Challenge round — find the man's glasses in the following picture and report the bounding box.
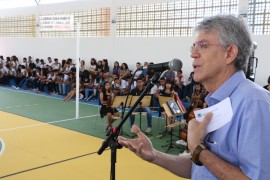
[190,40,222,53]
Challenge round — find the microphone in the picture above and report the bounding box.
[140,58,182,72]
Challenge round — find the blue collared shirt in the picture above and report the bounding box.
[191,71,270,180]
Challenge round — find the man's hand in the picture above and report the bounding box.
[118,125,156,162]
[188,112,213,152]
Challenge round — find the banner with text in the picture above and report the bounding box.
[39,15,74,31]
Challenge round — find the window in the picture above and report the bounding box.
[0,14,36,37]
[248,0,270,35]
[116,0,238,37]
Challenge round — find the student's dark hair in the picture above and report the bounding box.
[62,60,66,67]
[70,67,76,73]
[165,80,174,91]
[83,69,90,77]
[114,61,119,67]
[101,81,111,101]
[82,70,90,82]
[121,63,129,70]
[91,58,97,65]
[103,59,109,68]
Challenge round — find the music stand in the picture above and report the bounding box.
[161,102,185,153]
[111,96,132,108]
[157,96,174,138]
[129,95,152,134]
[111,96,132,136]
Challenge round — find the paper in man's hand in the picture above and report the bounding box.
[194,97,233,133]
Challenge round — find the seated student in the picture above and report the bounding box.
[141,61,149,78]
[183,71,196,102]
[83,70,97,101]
[95,60,103,76]
[63,82,84,102]
[102,59,110,73]
[112,61,120,76]
[129,78,152,133]
[62,71,73,95]
[145,62,155,81]
[44,69,57,94]
[99,81,120,133]
[134,62,143,80]
[159,80,179,127]
[12,65,26,89]
[52,58,61,71]
[190,83,203,107]
[119,63,130,80]
[157,77,166,94]
[113,77,128,96]
[163,69,176,83]
[89,58,97,75]
[149,82,159,109]
[0,63,7,85]
[174,70,186,99]
[126,76,136,91]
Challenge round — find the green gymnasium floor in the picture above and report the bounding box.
[0,87,188,179]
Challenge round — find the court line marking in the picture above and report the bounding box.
[0,104,39,110]
[0,114,98,132]
[0,150,105,179]
[0,86,99,107]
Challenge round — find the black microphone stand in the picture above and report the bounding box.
[118,102,130,137]
[97,73,160,180]
[138,102,143,131]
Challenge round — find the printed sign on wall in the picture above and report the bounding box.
[39,15,74,31]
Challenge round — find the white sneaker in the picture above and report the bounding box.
[87,95,93,101]
[146,127,151,133]
[176,139,187,146]
[79,93,84,100]
[179,150,190,156]
[0,138,5,157]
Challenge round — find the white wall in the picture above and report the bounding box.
[0,0,269,86]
